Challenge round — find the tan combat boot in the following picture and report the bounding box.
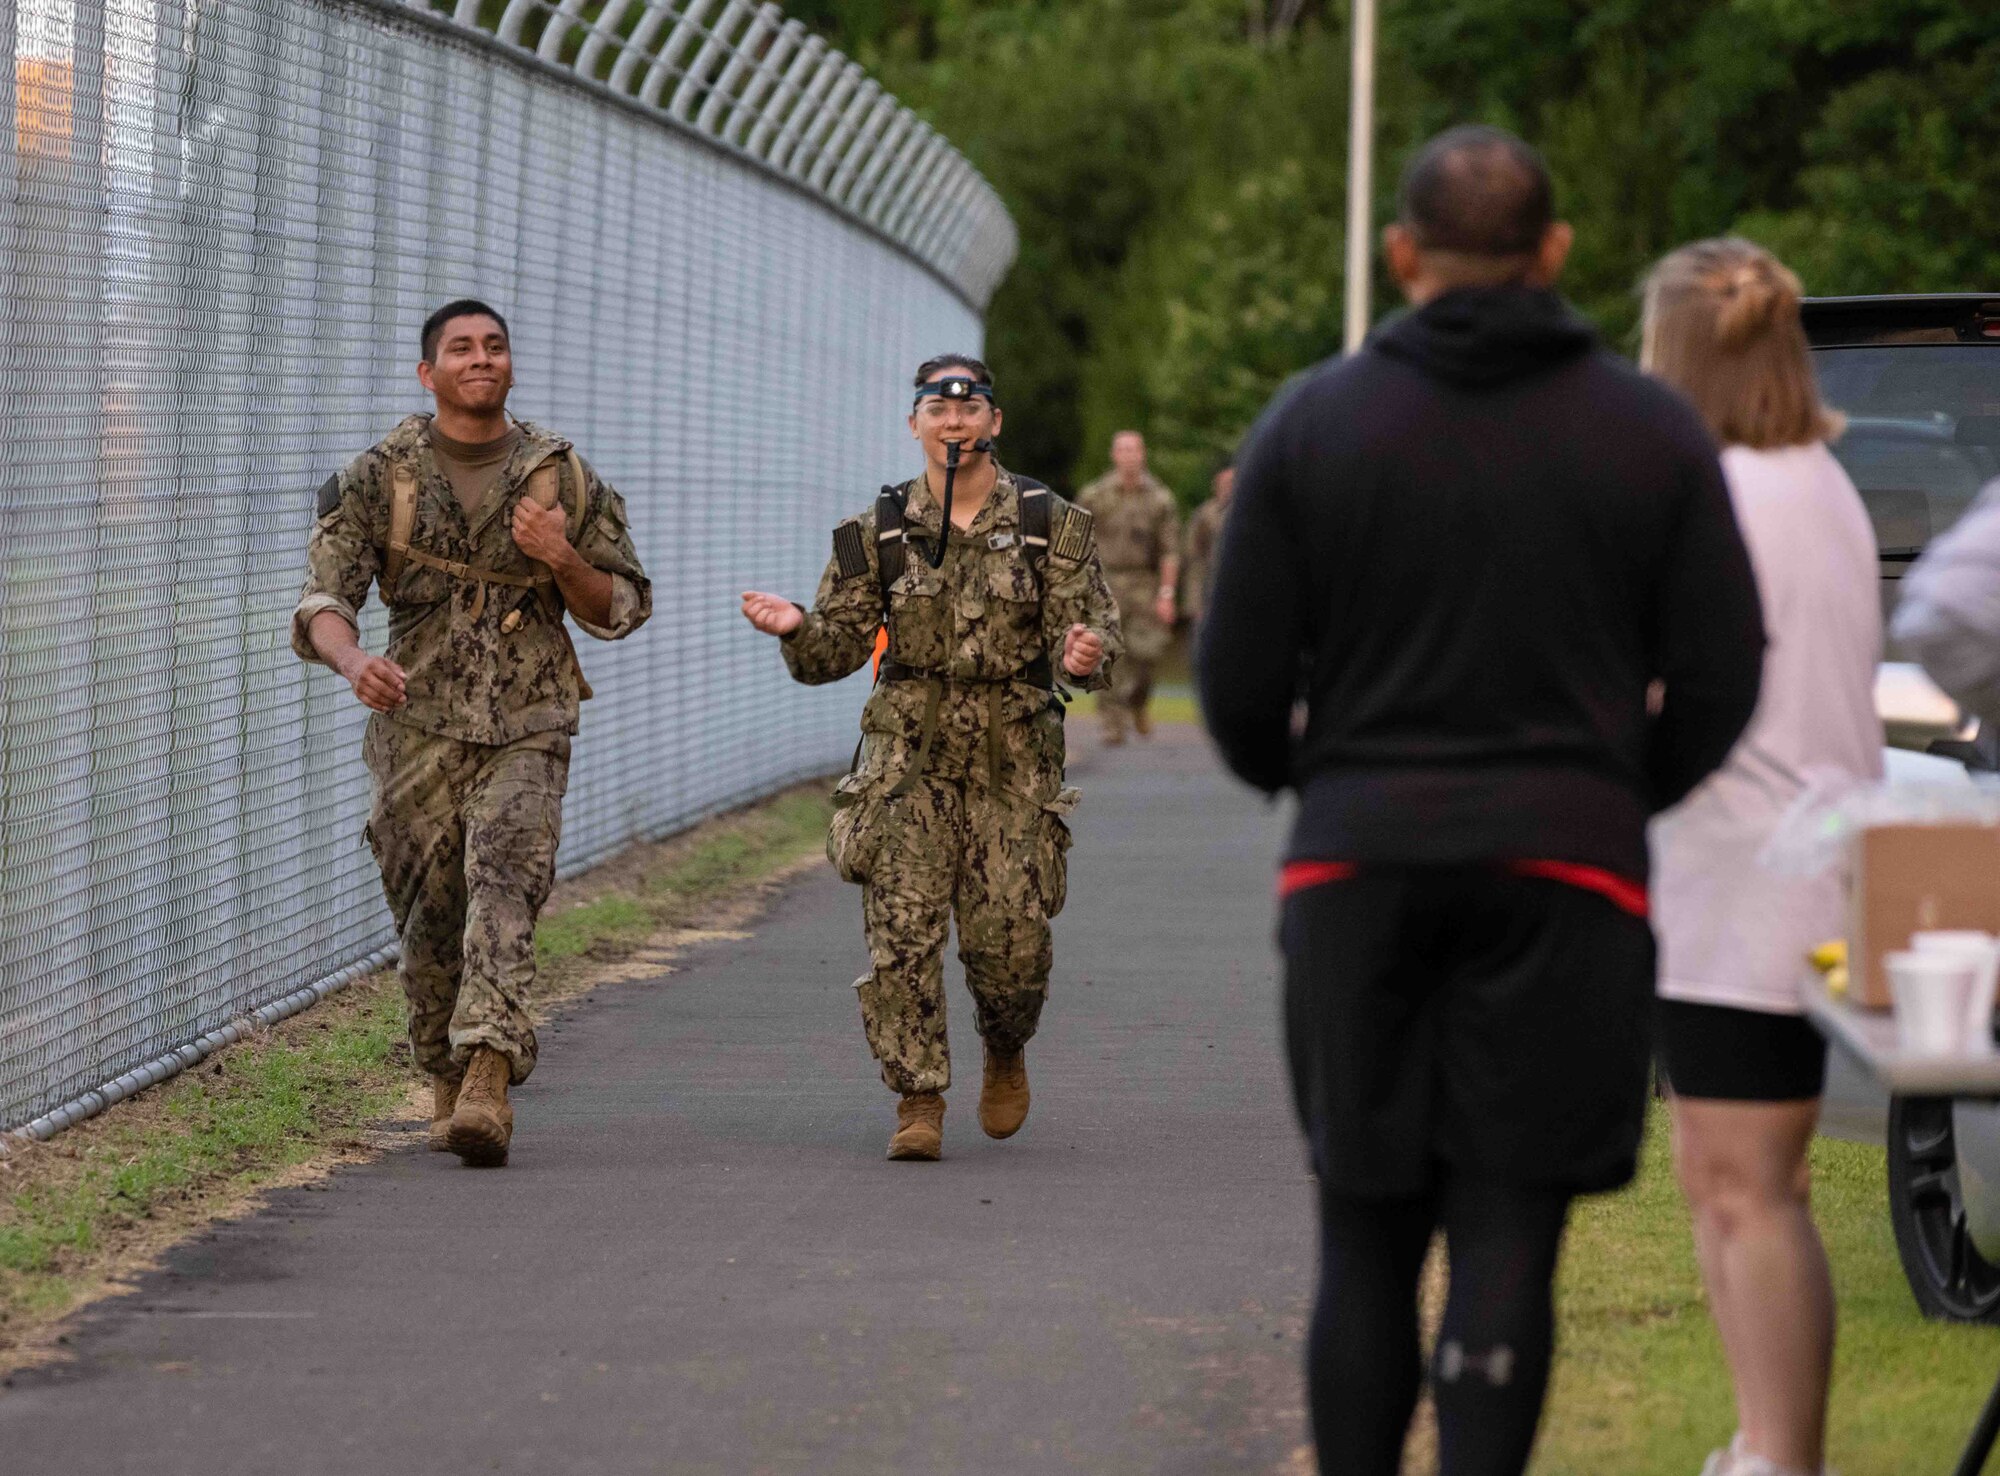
[427,1074,462,1153]
[446,1047,514,1167]
[1101,714,1127,746]
[887,1092,945,1161]
[1133,703,1153,737]
[978,1046,1030,1139]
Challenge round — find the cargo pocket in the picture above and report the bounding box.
[1038,786,1079,918]
[826,771,886,885]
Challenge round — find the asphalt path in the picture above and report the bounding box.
[1,724,1314,1475]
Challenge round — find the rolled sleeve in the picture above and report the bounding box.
[291,591,361,666]
[572,570,648,642]
[291,465,379,669]
[571,469,651,642]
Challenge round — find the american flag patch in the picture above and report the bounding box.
[832,519,869,579]
[1052,505,1093,562]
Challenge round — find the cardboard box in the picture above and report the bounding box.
[1850,824,2000,1009]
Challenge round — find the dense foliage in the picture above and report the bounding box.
[806,1,2000,500]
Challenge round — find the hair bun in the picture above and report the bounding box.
[1714,259,1799,349]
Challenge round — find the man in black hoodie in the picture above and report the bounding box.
[1198,128,1764,1476]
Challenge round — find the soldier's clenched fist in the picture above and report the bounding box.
[1062,624,1104,678]
[740,591,804,638]
[342,651,408,711]
[511,496,571,565]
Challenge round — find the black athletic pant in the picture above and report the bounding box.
[1280,866,1655,1476]
[1310,1172,1571,1476]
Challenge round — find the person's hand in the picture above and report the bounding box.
[512,498,572,566]
[741,591,804,638]
[340,652,407,712]
[1062,624,1103,678]
[1154,588,1177,627]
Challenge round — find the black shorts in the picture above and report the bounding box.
[1655,997,1827,1102]
[1280,866,1657,1200]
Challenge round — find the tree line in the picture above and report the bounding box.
[787,0,1998,505]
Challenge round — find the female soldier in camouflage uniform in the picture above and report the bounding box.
[740,356,1121,1160]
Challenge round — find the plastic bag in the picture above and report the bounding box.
[1760,767,2000,879]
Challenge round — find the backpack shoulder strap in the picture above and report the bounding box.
[384,462,419,589]
[563,450,590,542]
[874,483,908,610]
[523,449,591,536]
[1016,476,1051,588]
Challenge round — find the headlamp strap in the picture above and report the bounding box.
[913,376,995,408]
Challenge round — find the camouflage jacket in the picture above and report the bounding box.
[781,469,1122,790]
[1183,494,1228,622]
[291,414,651,746]
[1076,471,1182,576]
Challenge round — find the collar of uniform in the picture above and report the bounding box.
[902,467,1017,539]
[466,419,570,540]
[384,414,570,542]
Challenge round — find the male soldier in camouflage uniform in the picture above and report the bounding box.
[1076,430,1181,744]
[1181,460,1234,647]
[293,299,650,1168]
[740,355,1120,1161]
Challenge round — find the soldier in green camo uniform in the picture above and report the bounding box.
[293,299,650,1168]
[1076,430,1181,745]
[740,354,1121,1161]
[1181,459,1234,648]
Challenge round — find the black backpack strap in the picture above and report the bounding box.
[874,483,908,612]
[1014,476,1058,692]
[1016,475,1051,589]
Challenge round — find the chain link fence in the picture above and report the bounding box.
[0,0,1015,1134]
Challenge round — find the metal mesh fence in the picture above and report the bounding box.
[0,0,1015,1133]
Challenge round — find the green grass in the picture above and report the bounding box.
[1,784,834,1358]
[0,986,410,1333]
[1064,689,1200,726]
[536,893,656,963]
[535,789,831,965]
[1535,1114,2000,1475]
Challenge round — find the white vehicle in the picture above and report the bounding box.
[1808,294,2000,1322]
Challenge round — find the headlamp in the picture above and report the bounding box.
[914,376,995,408]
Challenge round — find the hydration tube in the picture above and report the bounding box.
[927,437,993,568]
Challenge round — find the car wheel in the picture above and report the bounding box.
[1888,1095,2000,1323]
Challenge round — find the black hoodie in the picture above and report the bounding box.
[1197,286,1765,881]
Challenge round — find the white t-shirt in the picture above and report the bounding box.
[1650,442,1884,1015]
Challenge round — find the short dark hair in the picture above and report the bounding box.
[1397,126,1553,257]
[914,354,993,394]
[422,299,509,362]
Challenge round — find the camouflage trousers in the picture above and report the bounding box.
[1102,569,1170,735]
[842,772,1073,1096]
[362,717,569,1086]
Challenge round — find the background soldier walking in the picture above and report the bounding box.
[1182,460,1234,650]
[739,355,1120,1161]
[293,299,650,1167]
[1077,431,1181,744]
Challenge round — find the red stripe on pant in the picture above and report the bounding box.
[1277,858,1648,918]
[1277,861,1359,899]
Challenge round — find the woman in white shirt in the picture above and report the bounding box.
[1643,238,1882,1476]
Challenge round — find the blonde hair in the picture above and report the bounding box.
[1640,237,1841,450]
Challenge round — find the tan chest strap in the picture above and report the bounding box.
[378,449,599,701]
[382,449,591,596]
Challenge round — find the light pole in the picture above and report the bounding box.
[1342,0,1378,354]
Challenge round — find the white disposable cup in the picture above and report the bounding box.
[1912,930,2000,1054]
[1887,950,1981,1055]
